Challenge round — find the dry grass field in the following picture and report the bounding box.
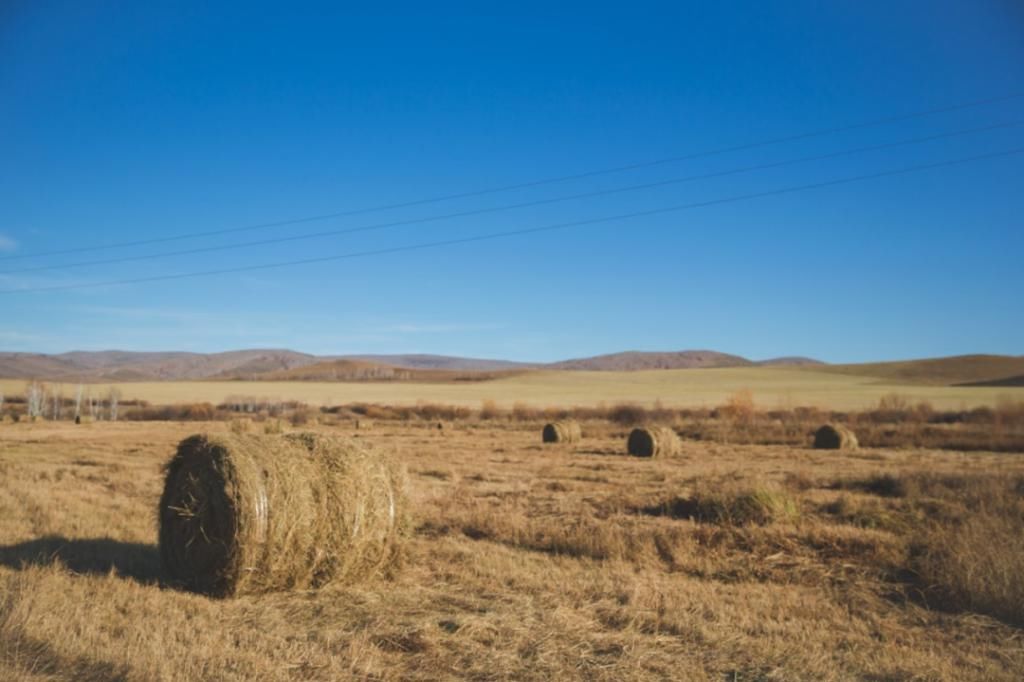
[1,419,1022,680]
[2,366,1021,412]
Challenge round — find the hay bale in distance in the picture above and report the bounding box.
[158,432,408,597]
[542,420,582,444]
[627,426,681,458]
[354,418,373,430]
[813,424,859,450]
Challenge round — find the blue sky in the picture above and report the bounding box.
[1,1,1022,362]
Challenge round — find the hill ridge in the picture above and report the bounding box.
[1,349,1021,386]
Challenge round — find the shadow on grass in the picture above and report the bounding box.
[0,536,163,585]
[631,498,700,519]
[575,448,625,457]
[1,628,133,681]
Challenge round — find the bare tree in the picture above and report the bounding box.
[74,385,84,420]
[108,387,122,421]
[88,388,99,420]
[27,381,45,419]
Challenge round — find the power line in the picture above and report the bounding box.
[3,117,1021,276]
[2,90,1022,263]
[2,146,1019,295]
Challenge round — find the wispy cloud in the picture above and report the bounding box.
[0,331,46,343]
[75,305,224,324]
[0,235,18,252]
[372,322,504,334]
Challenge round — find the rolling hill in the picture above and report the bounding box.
[547,350,753,371]
[338,354,534,372]
[821,354,1024,386]
[254,359,519,383]
[2,349,1021,387]
[0,349,319,382]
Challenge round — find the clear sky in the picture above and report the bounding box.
[1,1,1022,362]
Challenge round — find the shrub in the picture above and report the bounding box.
[692,486,800,526]
[123,403,220,421]
[479,399,501,420]
[608,403,647,426]
[719,389,755,421]
[914,508,1024,626]
[511,402,540,421]
[289,408,314,426]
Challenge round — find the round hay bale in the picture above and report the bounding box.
[158,432,408,597]
[542,420,582,444]
[627,426,681,458]
[813,424,859,450]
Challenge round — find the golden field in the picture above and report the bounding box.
[3,366,1022,411]
[1,418,1023,680]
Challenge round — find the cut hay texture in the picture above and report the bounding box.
[159,432,408,597]
[542,420,582,444]
[690,485,799,525]
[813,424,859,450]
[627,426,681,458]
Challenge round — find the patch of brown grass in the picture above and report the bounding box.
[3,421,1024,680]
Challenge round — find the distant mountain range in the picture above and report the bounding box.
[0,349,1020,387]
[0,348,818,381]
[547,350,823,371]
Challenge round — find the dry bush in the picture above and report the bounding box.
[411,402,471,422]
[542,406,570,421]
[159,432,409,596]
[262,418,284,434]
[828,471,1024,626]
[718,389,756,421]
[878,392,910,411]
[479,399,502,420]
[511,402,541,421]
[699,486,799,525]
[123,402,220,421]
[905,475,1024,626]
[914,512,1024,626]
[650,484,799,526]
[608,403,647,426]
[289,407,315,426]
[228,418,252,434]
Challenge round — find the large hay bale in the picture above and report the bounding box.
[813,424,859,450]
[627,426,681,458]
[158,432,408,597]
[542,420,582,444]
